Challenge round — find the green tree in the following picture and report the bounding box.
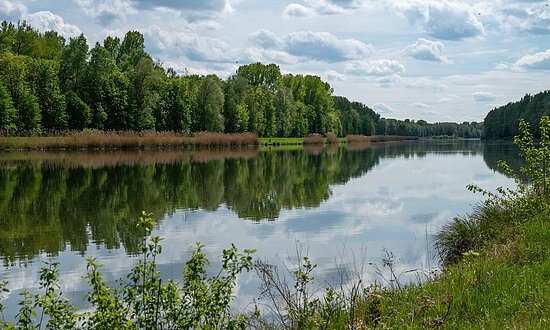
[29,59,67,129]
[60,34,88,92]
[0,82,17,130]
[65,91,91,129]
[0,53,41,131]
[195,75,224,132]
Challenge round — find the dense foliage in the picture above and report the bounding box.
[0,20,483,138]
[484,90,550,139]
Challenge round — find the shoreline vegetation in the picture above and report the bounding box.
[0,123,548,328]
[0,131,420,150]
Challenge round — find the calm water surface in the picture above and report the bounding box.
[0,140,517,316]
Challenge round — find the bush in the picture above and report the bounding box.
[0,212,255,329]
[325,132,339,144]
[303,133,324,145]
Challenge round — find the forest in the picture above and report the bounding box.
[0,20,483,138]
[484,90,550,139]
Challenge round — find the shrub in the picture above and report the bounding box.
[303,133,324,145]
[325,132,339,144]
[0,212,255,329]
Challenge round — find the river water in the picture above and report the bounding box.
[0,140,518,317]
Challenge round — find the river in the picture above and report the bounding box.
[0,140,518,318]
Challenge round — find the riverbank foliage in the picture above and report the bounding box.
[0,120,546,327]
[484,90,550,140]
[251,117,550,328]
[0,20,482,138]
[0,212,256,329]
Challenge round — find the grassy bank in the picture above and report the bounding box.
[251,117,550,329]
[260,134,417,146]
[0,131,419,150]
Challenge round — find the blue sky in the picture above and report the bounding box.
[1,0,549,122]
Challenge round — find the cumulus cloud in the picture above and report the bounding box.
[145,25,234,63]
[377,74,402,88]
[325,70,346,81]
[0,0,27,20]
[372,102,395,114]
[345,59,404,76]
[282,31,372,62]
[75,0,136,25]
[283,3,315,17]
[26,11,82,37]
[495,4,550,35]
[248,29,282,49]
[395,0,484,40]
[404,38,452,63]
[472,91,498,102]
[241,48,299,65]
[513,49,550,71]
[283,0,359,17]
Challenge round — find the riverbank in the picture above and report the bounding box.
[0,131,420,150]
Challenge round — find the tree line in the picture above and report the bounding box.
[484,90,550,139]
[0,20,482,137]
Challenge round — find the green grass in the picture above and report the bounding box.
[259,137,307,145]
[283,209,550,329]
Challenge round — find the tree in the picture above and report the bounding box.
[158,77,192,132]
[65,91,91,130]
[0,82,17,130]
[29,59,67,130]
[60,34,88,92]
[236,62,281,90]
[224,75,250,133]
[195,75,224,132]
[0,53,41,131]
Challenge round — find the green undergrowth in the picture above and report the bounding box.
[368,211,550,329]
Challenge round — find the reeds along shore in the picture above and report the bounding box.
[0,131,260,150]
[0,131,419,151]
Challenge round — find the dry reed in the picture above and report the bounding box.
[0,131,260,151]
[325,132,339,144]
[303,133,324,145]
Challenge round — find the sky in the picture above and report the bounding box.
[1,0,549,123]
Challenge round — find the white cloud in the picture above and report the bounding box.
[404,38,452,63]
[75,0,136,25]
[345,59,405,76]
[0,0,27,19]
[513,49,550,71]
[325,70,346,81]
[372,102,395,114]
[283,31,373,62]
[26,11,82,37]
[472,91,498,102]
[377,74,402,88]
[395,0,484,40]
[146,25,234,63]
[496,4,550,36]
[241,48,299,65]
[248,29,282,49]
[283,0,359,17]
[283,3,315,17]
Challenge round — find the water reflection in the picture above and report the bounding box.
[0,140,518,318]
[0,140,519,265]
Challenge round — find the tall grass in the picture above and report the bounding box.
[0,131,259,150]
[302,133,324,145]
